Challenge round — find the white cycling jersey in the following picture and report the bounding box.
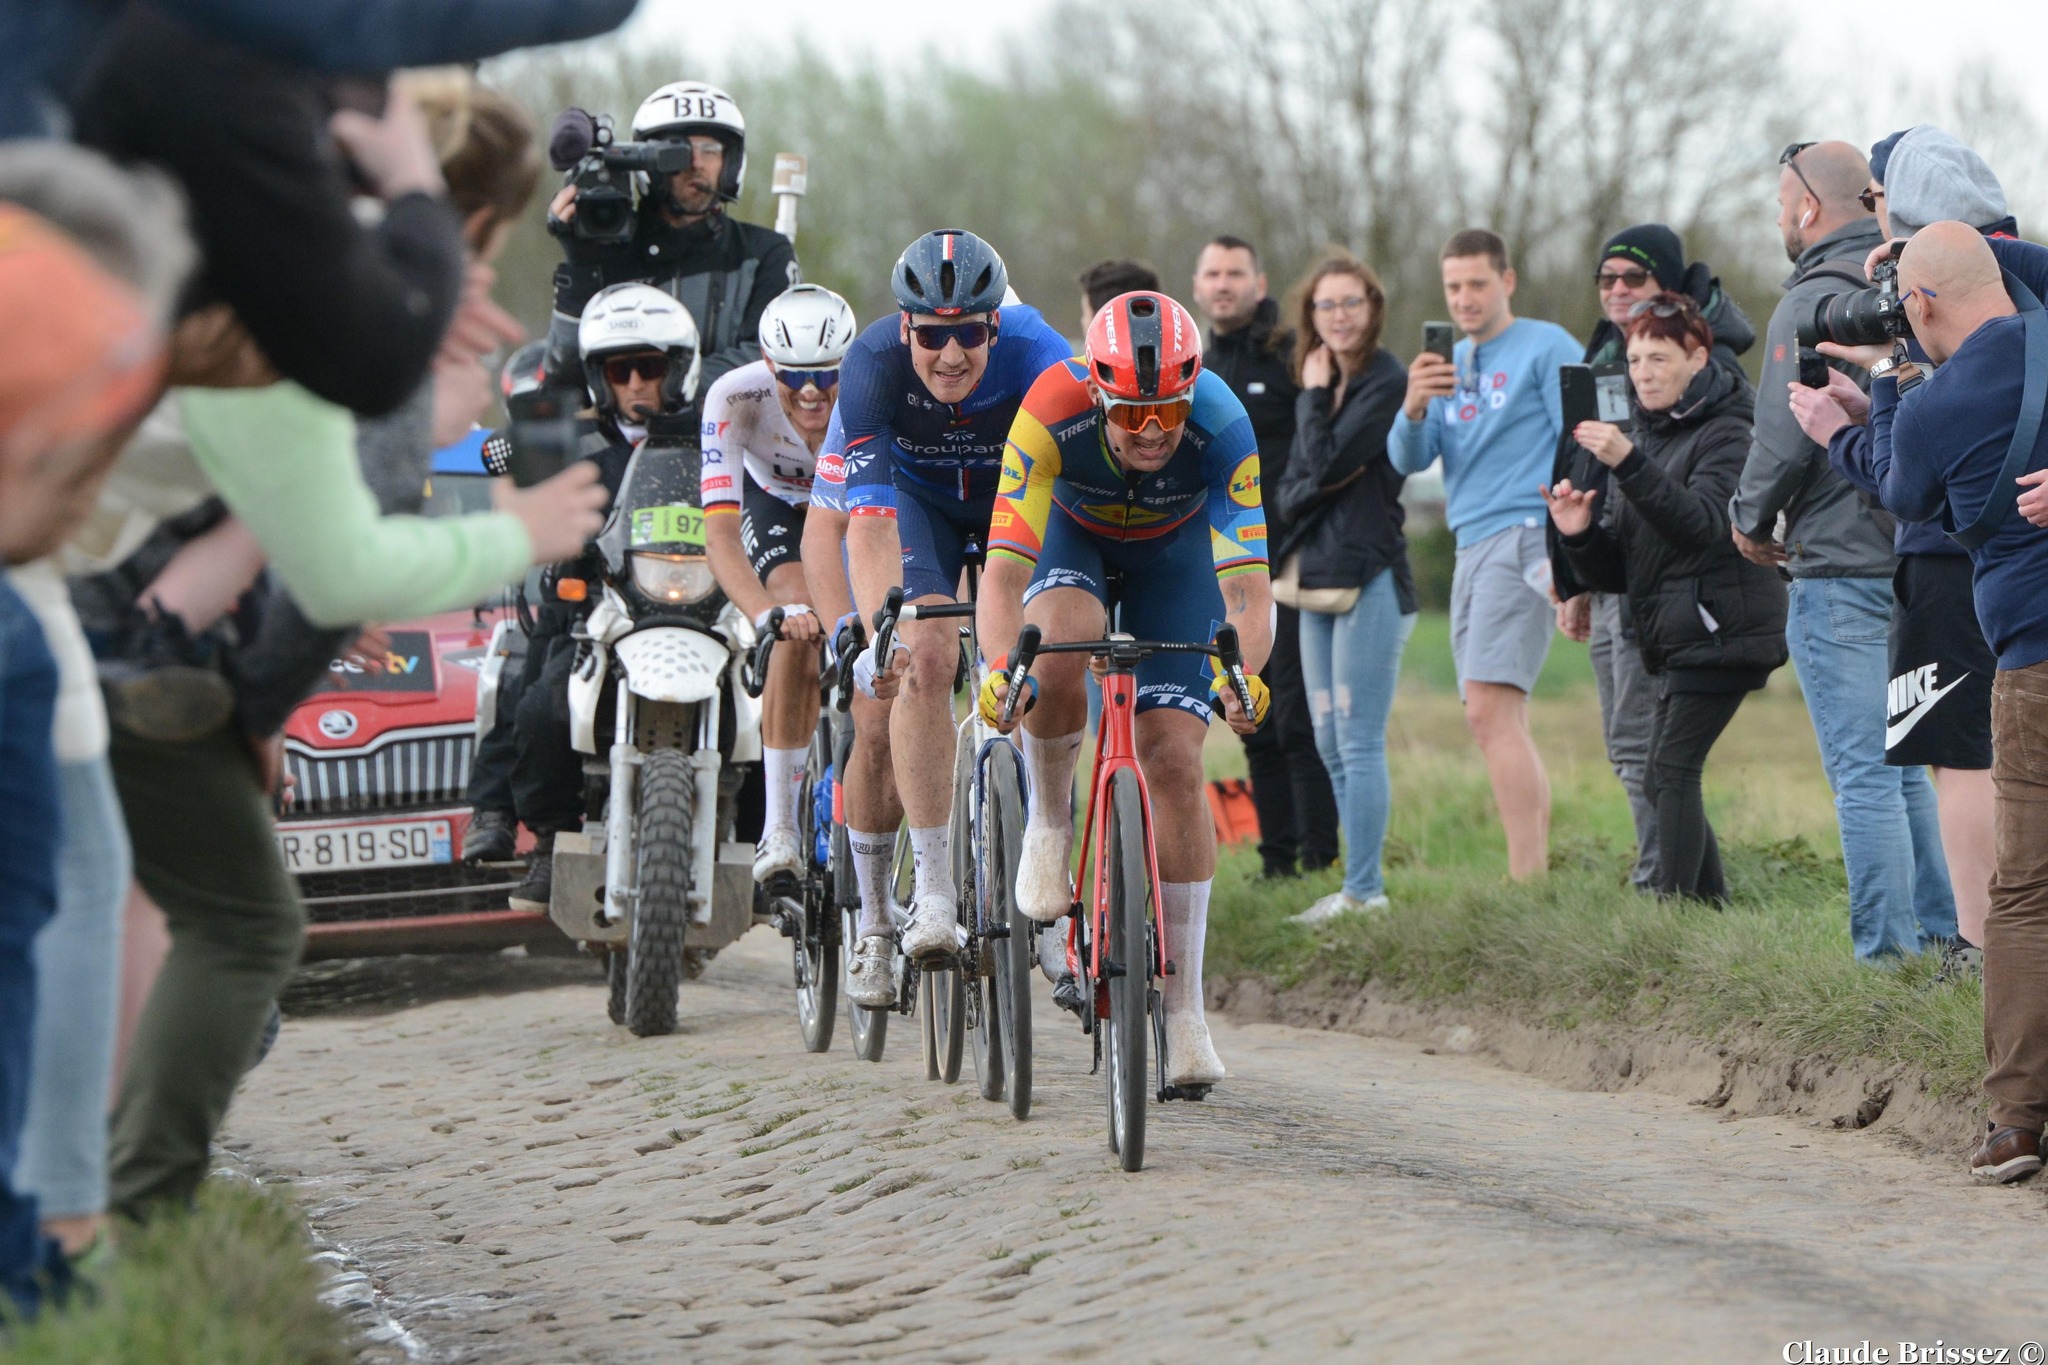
[699,359,818,509]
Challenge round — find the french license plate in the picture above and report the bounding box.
[276,818,454,872]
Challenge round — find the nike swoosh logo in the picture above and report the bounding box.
[1886,673,1972,748]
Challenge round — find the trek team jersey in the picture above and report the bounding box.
[987,362,1268,579]
[698,359,816,510]
[809,304,1072,516]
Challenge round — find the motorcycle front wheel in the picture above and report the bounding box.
[625,747,694,1037]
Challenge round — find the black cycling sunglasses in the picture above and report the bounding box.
[602,353,670,385]
[1779,141,1822,204]
[908,320,992,351]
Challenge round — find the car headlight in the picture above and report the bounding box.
[630,553,717,605]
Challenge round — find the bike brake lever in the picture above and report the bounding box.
[1000,624,1042,728]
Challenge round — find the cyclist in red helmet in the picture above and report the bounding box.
[978,290,1273,1088]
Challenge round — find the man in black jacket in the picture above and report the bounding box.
[1194,234,1338,877]
[545,81,798,402]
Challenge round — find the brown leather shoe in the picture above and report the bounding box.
[1970,1124,2043,1183]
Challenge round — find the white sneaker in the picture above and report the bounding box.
[846,935,898,1007]
[1016,826,1074,923]
[901,893,960,961]
[753,825,803,885]
[1291,891,1390,925]
[1165,1012,1226,1086]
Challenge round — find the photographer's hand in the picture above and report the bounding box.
[1572,421,1633,468]
[1403,353,1457,421]
[548,184,579,226]
[2016,468,2048,529]
[1787,381,1852,446]
[1817,340,1891,372]
[1825,368,1870,424]
[1539,479,1598,537]
[329,86,445,201]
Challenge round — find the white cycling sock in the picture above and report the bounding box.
[762,745,805,835]
[848,828,896,938]
[1022,728,1083,833]
[1159,879,1211,1023]
[908,824,955,903]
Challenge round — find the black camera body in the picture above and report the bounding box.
[551,109,695,246]
[1799,241,1912,350]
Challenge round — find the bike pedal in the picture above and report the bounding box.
[1158,1083,1212,1102]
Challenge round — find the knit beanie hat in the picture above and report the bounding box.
[1600,224,1685,291]
[0,204,164,452]
[1868,129,1910,187]
[1884,125,2009,239]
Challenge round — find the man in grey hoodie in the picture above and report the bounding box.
[1789,126,2015,968]
[1731,140,1957,961]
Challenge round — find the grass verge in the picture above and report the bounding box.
[0,1180,351,1365]
[1205,611,1986,1105]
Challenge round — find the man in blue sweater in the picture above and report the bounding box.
[1392,229,1581,878]
[1867,222,2048,1183]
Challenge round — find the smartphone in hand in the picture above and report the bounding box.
[1797,347,1830,390]
[1422,321,1455,362]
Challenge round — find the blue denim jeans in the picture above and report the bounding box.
[1298,570,1416,901]
[0,579,65,1315]
[19,757,129,1220]
[1786,576,1958,958]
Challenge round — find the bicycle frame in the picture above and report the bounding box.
[1068,648,1168,1020]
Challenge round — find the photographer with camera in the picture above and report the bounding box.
[545,82,799,400]
[1854,223,2048,1181]
[1787,127,2016,976]
[1730,139,1955,963]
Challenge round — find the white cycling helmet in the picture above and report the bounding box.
[632,82,746,202]
[579,283,702,414]
[758,285,857,368]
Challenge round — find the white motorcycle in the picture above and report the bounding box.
[547,424,763,1036]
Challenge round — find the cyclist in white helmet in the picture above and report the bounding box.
[700,284,858,886]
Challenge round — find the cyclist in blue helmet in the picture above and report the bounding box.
[798,228,1072,1003]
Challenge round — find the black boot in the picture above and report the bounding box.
[463,809,518,864]
[509,831,556,912]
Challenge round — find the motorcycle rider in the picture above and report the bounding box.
[509,284,702,910]
[978,290,1273,1087]
[699,285,858,886]
[546,81,798,397]
[799,229,1073,1004]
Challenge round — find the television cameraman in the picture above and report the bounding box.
[545,82,799,397]
[1854,223,2048,1184]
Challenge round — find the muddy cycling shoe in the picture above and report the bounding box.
[1051,971,1086,1019]
[752,825,803,887]
[463,809,518,864]
[1291,891,1389,926]
[98,607,235,743]
[508,832,556,913]
[1970,1123,2043,1183]
[1037,924,1067,983]
[1015,826,1074,923]
[901,893,961,961]
[846,934,898,1007]
[1165,1013,1226,1087]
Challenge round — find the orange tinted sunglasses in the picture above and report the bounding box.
[1100,396,1193,434]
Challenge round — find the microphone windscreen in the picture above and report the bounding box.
[548,108,597,172]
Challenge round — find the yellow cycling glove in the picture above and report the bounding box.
[977,657,1037,727]
[1210,672,1271,727]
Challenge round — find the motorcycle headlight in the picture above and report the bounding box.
[630,552,716,605]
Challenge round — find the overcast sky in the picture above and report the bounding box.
[621,0,2048,137]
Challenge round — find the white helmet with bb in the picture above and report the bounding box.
[578,282,702,414]
[631,82,747,202]
[758,285,857,368]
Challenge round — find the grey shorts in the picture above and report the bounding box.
[1449,522,1554,697]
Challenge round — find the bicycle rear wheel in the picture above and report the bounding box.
[983,742,1032,1118]
[1104,768,1150,1171]
[846,905,888,1063]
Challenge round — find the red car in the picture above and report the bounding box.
[275,468,562,959]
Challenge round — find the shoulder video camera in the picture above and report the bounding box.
[549,108,695,246]
[1798,240,1911,350]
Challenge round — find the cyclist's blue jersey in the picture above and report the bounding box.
[809,304,1072,518]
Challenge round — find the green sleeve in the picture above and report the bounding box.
[178,383,533,628]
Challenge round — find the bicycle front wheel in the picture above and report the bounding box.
[1104,768,1150,1171]
[984,741,1031,1118]
[794,716,837,1054]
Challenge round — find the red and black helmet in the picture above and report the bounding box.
[1084,291,1202,432]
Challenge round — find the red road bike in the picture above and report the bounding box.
[1001,620,1253,1171]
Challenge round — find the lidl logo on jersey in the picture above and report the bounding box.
[996,455,1027,497]
[1227,455,1261,508]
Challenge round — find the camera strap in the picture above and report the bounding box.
[1948,270,2048,551]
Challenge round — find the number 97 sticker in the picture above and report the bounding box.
[631,504,706,549]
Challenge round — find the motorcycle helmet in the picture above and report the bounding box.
[631,81,747,203]
[891,229,1008,317]
[578,282,702,415]
[758,284,857,367]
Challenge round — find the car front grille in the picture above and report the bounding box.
[295,862,523,924]
[284,727,475,815]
